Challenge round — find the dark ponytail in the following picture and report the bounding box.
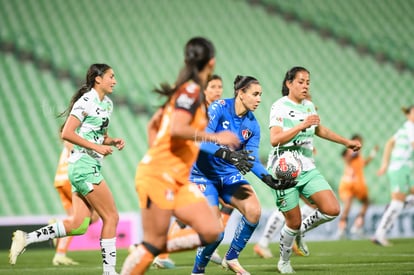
[281,66,309,96]
[233,75,259,97]
[154,37,215,103]
[58,63,111,130]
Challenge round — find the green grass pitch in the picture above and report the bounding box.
[1,239,413,274]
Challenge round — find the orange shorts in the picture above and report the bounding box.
[55,181,73,211]
[135,169,207,210]
[338,181,368,201]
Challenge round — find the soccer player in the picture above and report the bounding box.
[373,105,414,246]
[9,63,125,275]
[337,134,378,239]
[152,74,228,269]
[190,75,296,275]
[120,37,245,275]
[268,66,361,273]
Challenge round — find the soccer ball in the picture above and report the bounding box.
[272,151,301,180]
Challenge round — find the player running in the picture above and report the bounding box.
[268,66,360,273]
[373,105,414,246]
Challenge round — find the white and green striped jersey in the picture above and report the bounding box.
[389,120,414,171]
[268,96,317,171]
[68,88,113,163]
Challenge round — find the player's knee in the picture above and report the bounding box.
[68,217,91,235]
[327,206,341,217]
[243,204,261,224]
[101,212,119,227]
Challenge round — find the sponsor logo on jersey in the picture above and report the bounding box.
[176,93,195,109]
[241,129,252,140]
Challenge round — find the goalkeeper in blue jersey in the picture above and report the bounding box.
[190,75,295,275]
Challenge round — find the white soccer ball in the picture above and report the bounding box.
[272,151,301,180]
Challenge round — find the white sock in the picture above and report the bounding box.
[300,209,336,234]
[101,237,117,273]
[375,200,404,240]
[279,225,297,262]
[300,204,314,219]
[258,210,284,247]
[404,194,414,208]
[26,221,66,245]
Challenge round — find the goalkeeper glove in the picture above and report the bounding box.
[261,174,297,190]
[214,148,255,174]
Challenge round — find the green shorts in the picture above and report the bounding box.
[387,166,413,194]
[274,169,332,212]
[68,155,104,196]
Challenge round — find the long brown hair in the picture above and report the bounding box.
[58,63,111,130]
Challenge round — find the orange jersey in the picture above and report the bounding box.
[340,154,366,186]
[135,81,208,209]
[138,81,207,183]
[54,146,70,187]
[339,154,368,200]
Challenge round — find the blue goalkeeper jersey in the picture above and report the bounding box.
[193,98,268,177]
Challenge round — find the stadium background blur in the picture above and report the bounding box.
[0,0,413,243]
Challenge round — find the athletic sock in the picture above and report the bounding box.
[279,225,297,262]
[300,209,336,234]
[101,237,117,273]
[26,221,66,245]
[300,204,315,219]
[192,232,224,273]
[404,194,414,208]
[258,210,284,247]
[375,200,404,240]
[226,216,257,260]
[121,243,155,275]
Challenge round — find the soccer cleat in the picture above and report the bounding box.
[210,249,223,265]
[372,237,392,247]
[222,258,250,275]
[102,271,119,275]
[9,230,27,265]
[278,259,295,274]
[152,256,176,269]
[292,234,309,256]
[52,254,79,265]
[253,244,273,259]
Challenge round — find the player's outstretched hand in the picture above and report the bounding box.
[214,148,255,174]
[261,174,297,190]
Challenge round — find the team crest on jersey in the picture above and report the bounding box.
[241,129,252,140]
[218,99,225,105]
